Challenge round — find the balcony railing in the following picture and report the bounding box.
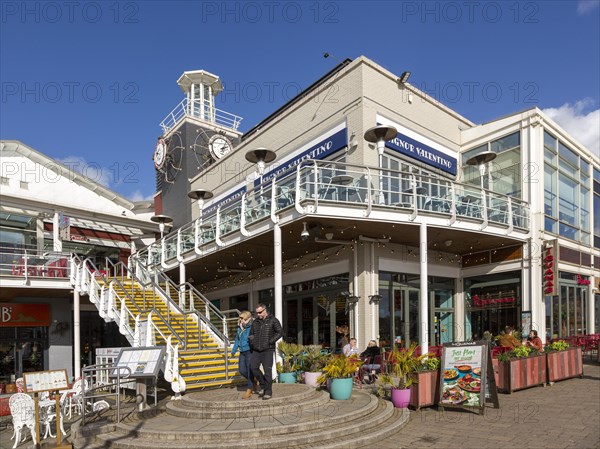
[160,98,243,134]
[0,248,71,279]
[138,159,530,267]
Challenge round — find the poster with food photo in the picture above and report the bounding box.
[440,342,484,409]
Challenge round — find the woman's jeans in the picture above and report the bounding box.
[239,350,254,389]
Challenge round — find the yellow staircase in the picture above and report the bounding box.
[100,277,240,391]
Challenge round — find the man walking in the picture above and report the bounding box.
[249,303,283,400]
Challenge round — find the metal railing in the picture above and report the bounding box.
[81,363,131,425]
[160,98,243,134]
[0,248,71,280]
[138,159,530,267]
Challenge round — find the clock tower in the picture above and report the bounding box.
[154,70,243,228]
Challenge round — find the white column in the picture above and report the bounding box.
[353,241,359,345]
[273,223,282,380]
[73,288,81,379]
[420,223,429,354]
[53,211,62,252]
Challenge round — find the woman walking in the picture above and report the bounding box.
[231,311,256,399]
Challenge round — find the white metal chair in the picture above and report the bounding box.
[9,393,37,448]
[39,391,68,439]
[60,378,89,419]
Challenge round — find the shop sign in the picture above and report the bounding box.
[543,240,558,296]
[0,303,51,327]
[472,294,515,307]
[576,275,591,286]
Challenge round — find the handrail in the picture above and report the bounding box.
[81,363,131,425]
[139,159,529,268]
[160,97,243,134]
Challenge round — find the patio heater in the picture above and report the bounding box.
[364,125,397,205]
[245,148,277,176]
[187,189,213,218]
[151,214,173,239]
[466,151,497,190]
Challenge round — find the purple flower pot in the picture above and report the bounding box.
[390,387,411,408]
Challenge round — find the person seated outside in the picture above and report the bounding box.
[360,340,381,383]
[525,330,543,352]
[497,326,521,349]
[342,338,360,357]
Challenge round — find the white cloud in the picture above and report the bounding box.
[56,156,113,187]
[542,99,600,158]
[127,190,154,202]
[577,1,599,15]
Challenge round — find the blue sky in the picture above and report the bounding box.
[1,0,599,201]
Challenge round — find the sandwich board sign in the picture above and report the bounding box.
[438,341,499,415]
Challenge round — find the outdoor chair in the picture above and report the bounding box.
[9,393,36,448]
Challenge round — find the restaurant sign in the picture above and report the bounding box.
[543,240,558,295]
[439,341,499,414]
[0,303,51,327]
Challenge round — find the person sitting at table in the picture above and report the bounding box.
[360,340,381,360]
[342,338,360,357]
[525,330,543,352]
[497,326,521,349]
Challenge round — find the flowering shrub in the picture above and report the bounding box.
[545,340,570,352]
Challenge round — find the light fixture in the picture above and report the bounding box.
[187,189,213,213]
[444,239,453,247]
[245,148,277,175]
[300,222,310,241]
[466,151,497,190]
[369,294,382,304]
[151,214,173,239]
[325,232,334,240]
[399,71,411,84]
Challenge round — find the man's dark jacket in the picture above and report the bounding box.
[249,314,283,351]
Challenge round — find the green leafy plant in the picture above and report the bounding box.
[301,345,330,372]
[418,354,440,372]
[317,354,363,384]
[545,340,570,352]
[381,342,425,390]
[498,345,541,363]
[277,341,304,373]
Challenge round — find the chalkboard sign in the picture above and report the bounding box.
[111,346,165,379]
[438,341,499,414]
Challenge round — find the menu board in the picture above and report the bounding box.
[439,341,499,414]
[23,369,69,393]
[111,347,165,379]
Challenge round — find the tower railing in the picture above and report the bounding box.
[160,98,243,134]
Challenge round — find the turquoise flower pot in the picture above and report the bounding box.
[329,377,353,400]
[278,372,297,383]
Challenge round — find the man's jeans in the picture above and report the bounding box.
[250,349,274,395]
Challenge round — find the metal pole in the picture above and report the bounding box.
[273,223,282,380]
[74,288,81,379]
[419,222,428,355]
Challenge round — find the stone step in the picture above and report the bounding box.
[73,387,408,449]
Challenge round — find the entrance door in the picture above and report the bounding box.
[430,289,454,346]
[283,293,343,348]
[394,287,420,347]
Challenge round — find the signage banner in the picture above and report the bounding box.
[0,303,51,327]
[377,115,457,176]
[203,185,247,216]
[254,125,348,188]
[521,311,532,338]
[439,341,499,414]
[543,240,558,296]
[58,212,70,241]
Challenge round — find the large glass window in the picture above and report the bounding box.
[546,273,589,338]
[594,168,600,249]
[461,132,521,197]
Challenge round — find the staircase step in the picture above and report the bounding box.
[80,387,408,449]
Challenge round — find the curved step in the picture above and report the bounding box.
[87,388,408,449]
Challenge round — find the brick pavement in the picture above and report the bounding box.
[1,361,598,449]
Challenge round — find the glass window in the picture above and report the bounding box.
[580,186,590,232]
[544,164,557,216]
[544,131,557,151]
[559,158,578,178]
[559,222,578,240]
[594,168,600,183]
[545,216,557,233]
[544,148,556,166]
[490,132,520,153]
[559,143,579,168]
[558,173,578,226]
[580,159,590,176]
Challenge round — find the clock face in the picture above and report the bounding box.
[154,139,167,169]
[208,135,233,160]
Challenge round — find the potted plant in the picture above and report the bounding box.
[545,340,583,383]
[276,341,304,383]
[378,343,425,408]
[496,345,546,393]
[317,354,363,400]
[300,345,329,387]
[410,354,440,409]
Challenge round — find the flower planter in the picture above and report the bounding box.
[278,372,297,384]
[303,371,322,387]
[329,377,353,400]
[496,354,546,393]
[390,387,411,408]
[409,369,439,409]
[546,347,583,383]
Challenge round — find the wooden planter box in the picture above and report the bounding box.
[409,369,439,409]
[496,354,546,393]
[546,347,583,383]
